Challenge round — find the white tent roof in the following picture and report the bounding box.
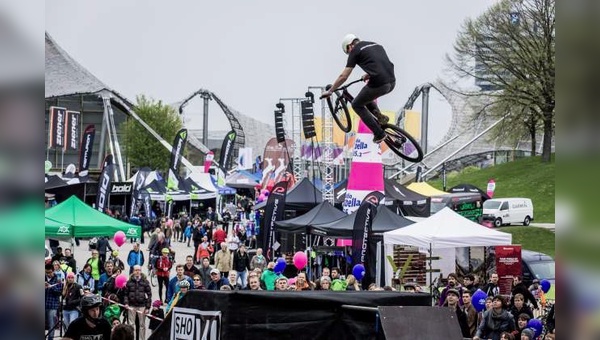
[383,207,512,249]
[188,172,218,193]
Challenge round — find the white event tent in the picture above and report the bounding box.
[383,207,512,286]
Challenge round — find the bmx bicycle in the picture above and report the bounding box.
[322,79,424,162]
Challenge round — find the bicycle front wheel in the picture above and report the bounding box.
[326,96,352,133]
[150,271,158,287]
[382,124,424,163]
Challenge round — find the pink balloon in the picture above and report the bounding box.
[114,231,126,247]
[115,273,128,289]
[258,194,266,201]
[166,219,173,228]
[293,251,307,270]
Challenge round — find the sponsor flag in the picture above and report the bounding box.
[48,106,66,149]
[237,147,252,170]
[141,189,151,218]
[95,154,114,213]
[130,169,148,217]
[218,130,237,171]
[352,191,384,283]
[260,180,288,260]
[78,125,95,178]
[495,245,522,294]
[65,110,80,151]
[167,128,188,191]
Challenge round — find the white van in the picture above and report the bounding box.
[482,198,534,227]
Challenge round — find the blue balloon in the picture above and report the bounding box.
[274,258,286,274]
[352,264,365,281]
[471,289,488,312]
[540,279,551,293]
[527,319,543,338]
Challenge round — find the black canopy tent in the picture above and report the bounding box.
[448,183,491,201]
[275,201,347,233]
[254,177,322,211]
[384,178,431,217]
[45,175,69,190]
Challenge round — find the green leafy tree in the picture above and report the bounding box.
[122,95,183,173]
[446,0,555,162]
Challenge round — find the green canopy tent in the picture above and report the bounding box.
[45,195,141,238]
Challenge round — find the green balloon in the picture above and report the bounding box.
[45,160,52,173]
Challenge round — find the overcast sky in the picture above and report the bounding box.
[46,0,495,146]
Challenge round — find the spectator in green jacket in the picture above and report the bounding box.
[330,267,347,291]
[260,261,279,291]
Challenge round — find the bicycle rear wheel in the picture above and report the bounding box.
[150,270,158,287]
[382,124,424,163]
[326,96,352,133]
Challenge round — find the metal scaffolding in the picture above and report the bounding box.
[308,86,334,204]
[279,97,304,181]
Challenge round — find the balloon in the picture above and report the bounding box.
[472,289,488,312]
[540,279,551,293]
[113,231,126,247]
[258,194,266,201]
[264,190,270,197]
[261,189,268,195]
[527,319,543,338]
[274,258,286,274]
[166,219,173,228]
[352,264,365,281]
[293,251,307,270]
[115,273,128,289]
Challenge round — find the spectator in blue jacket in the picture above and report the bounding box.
[127,242,145,274]
[166,264,194,303]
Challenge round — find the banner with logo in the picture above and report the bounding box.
[237,147,253,170]
[170,307,221,340]
[95,154,114,213]
[260,180,288,260]
[167,128,188,191]
[495,245,522,294]
[141,189,152,218]
[218,130,237,171]
[78,124,95,178]
[352,191,384,278]
[64,110,80,151]
[48,106,66,149]
[129,169,149,217]
[110,182,133,195]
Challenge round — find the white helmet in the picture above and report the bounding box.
[342,34,358,54]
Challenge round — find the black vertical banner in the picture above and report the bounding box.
[141,190,152,218]
[218,130,237,171]
[260,180,288,260]
[95,154,114,213]
[130,169,148,217]
[167,128,188,191]
[48,106,66,149]
[78,125,95,178]
[352,191,385,285]
[65,110,80,151]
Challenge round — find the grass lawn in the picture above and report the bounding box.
[497,226,555,258]
[428,154,555,222]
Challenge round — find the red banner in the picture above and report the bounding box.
[494,245,522,295]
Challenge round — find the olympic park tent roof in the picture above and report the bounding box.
[275,201,346,233]
[311,205,415,237]
[45,195,141,238]
[383,207,512,249]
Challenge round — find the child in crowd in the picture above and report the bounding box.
[149,299,165,333]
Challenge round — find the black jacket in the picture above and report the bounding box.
[123,274,152,308]
[511,282,538,309]
[63,282,83,311]
[96,237,113,254]
[233,251,250,272]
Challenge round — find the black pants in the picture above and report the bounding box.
[157,276,169,302]
[351,81,395,139]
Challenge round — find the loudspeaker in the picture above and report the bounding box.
[274,104,286,143]
[301,100,316,139]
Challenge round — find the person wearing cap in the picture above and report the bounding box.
[528,279,542,301]
[402,281,417,292]
[108,249,125,273]
[474,295,516,340]
[520,327,535,340]
[166,280,190,314]
[439,273,465,306]
[62,271,83,329]
[207,268,230,290]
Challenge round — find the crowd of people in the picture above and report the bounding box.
[45,203,555,340]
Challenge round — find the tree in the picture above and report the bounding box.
[122,95,183,173]
[446,0,555,162]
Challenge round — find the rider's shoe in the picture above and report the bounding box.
[377,115,389,125]
[373,134,386,144]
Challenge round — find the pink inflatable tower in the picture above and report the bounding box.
[343,120,384,214]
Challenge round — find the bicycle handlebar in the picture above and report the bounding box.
[322,79,363,98]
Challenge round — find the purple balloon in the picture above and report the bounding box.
[540,279,551,293]
[471,289,488,312]
[274,257,286,274]
[527,318,543,338]
[352,264,365,281]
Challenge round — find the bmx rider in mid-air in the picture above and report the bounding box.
[320,33,396,144]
